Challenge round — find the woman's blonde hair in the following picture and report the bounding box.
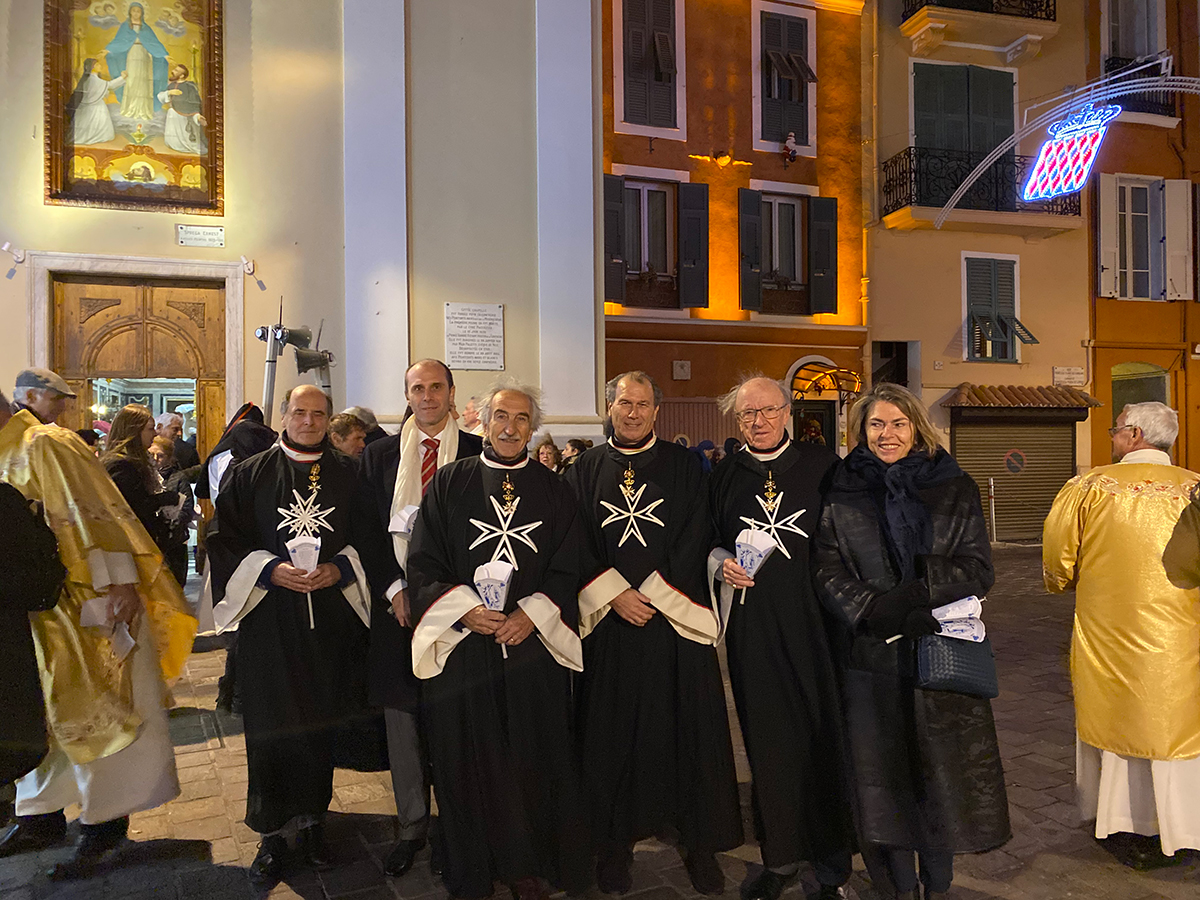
[848,383,942,458]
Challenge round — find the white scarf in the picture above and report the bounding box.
[390,414,460,566]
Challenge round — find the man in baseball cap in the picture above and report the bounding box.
[12,368,75,425]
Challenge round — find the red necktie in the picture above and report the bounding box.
[421,438,440,495]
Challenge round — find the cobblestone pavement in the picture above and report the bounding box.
[2,547,1198,899]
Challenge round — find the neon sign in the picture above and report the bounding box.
[1022,103,1122,202]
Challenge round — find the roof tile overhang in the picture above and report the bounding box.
[942,383,1102,409]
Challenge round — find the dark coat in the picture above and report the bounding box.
[0,483,66,785]
[357,429,483,710]
[812,458,1010,854]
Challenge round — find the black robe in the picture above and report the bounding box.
[812,458,1010,854]
[358,429,482,711]
[407,456,589,898]
[565,440,742,854]
[207,442,386,834]
[709,442,853,869]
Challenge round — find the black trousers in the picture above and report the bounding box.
[861,844,953,894]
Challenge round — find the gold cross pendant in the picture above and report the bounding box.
[620,463,636,501]
[500,474,517,515]
[764,469,778,514]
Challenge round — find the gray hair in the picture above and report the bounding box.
[605,371,663,407]
[1123,402,1178,450]
[282,385,333,416]
[154,411,182,428]
[12,386,40,405]
[479,377,544,433]
[342,405,378,428]
[717,374,790,416]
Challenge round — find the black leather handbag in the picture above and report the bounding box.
[915,634,999,699]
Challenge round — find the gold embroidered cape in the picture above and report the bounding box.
[1043,459,1200,760]
[0,411,196,765]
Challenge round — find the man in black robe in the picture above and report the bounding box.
[407,381,589,900]
[358,359,481,877]
[565,371,742,895]
[207,385,383,888]
[709,376,853,900]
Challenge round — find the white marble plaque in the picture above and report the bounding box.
[176,224,225,248]
[445,303,505,370]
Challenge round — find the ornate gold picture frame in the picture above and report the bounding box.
[44,0,224,215]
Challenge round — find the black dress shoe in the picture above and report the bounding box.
[742,868,789,900]
[384,838,425,877]
[597,844,634,894]
[0,812,67,857]
[684,851,725,896]
[249,834,288,888]
[298,822,333,869]
[48,816,128,881]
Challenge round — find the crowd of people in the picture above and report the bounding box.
[1,359,1197,899]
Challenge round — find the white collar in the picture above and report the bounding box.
[608,434,657,456]
[1118,448,1173,466]
[279,438,322,464]
[744,439,790,462]
[480,451,529,469]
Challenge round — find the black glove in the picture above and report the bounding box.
[863,581,931,638]
[900,608,941,638]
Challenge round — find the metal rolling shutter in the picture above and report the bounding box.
[953,422,1075,541]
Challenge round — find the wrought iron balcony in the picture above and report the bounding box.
[1104,56,1175,118]
[881,147,1081,219]
[902,0,1056,22]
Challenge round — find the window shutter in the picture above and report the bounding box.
[995,258,1016,358]
[1149,179,1167,299]
[604,174,626,303]
[647,0,675,128]
[623,0,650,126]
[678,183,709,308]
[761,13,784,142]
[964,257,996,360]
[1164,179,1193,300]
[914,64,969,152]
[781,16,809,145]
[808,196,838,314]
[967,66,1014,155]
[739,188,763,311]
[1098,173,1119,298]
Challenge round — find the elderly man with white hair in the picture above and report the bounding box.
[1044,401,1200,869]
[11,368,76,425]
[406,378,589,900]
[153,412,200,471]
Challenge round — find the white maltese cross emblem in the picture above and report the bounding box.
[469,496,543,568]
[738,491,807,560]
[600,483,666,548]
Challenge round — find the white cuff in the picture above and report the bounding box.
[88,549,138,590]
[578,567,631,639]
[411,585,483,679]
[337,545,372,628]
[638,570,720,645]
[517,592,583,672]
[212,550,278,633]
[385,578,407,602]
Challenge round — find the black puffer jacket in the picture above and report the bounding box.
[813,449,1010,854]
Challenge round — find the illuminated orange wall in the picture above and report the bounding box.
[600,1,864,327]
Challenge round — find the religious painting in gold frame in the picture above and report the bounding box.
[44,1,224,215]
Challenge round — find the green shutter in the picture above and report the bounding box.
[781,15,808,145]
[965,257,999,360]
[967,66,1014,155]
[739,188,763,311]
[678,183,709,308]
[624,0,650,126]
[914,63,969,151]
[761,13,784,142]
[603,174,626,303]
[761,12,807,144]
[647,0,676,127]
[808,197,837,314]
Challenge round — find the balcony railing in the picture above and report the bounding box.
[881,146,1081,219]
[1104,56,1175,118]
[902,0,1056,22]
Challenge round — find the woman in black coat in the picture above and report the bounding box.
[813,383,1009,900]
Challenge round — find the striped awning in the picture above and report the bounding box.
[942,383,1101,409]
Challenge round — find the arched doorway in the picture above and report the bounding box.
[786,356,863,454]
[51,275,226,458]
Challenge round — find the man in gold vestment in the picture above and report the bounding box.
[1044,402,1200,867]
[0,388,195,878]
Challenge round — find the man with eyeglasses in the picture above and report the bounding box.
[406,379,589,900]
[1045,401,1200,869]
[708,376,854,900]
[565,371,742,896]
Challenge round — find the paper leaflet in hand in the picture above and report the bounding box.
[936,617,986,642]
[474,561,514,658]
[734,529,778,605]
[932,595,983,622]
[79,596,137,661]
[286,536,321,629]
[389,504,421,536]
[887,594,988,644]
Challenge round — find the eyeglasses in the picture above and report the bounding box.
[1108,424,1136,437]
[735,404,788,425]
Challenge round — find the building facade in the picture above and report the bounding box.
[601,0,867,452]
[1085,0,1200,469]
[867,0,1094,539]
